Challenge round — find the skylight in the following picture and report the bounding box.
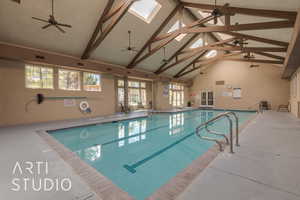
[167,20,187,42]
[190,38,203,49]
[129,0,161,23]
[205,50,217,58]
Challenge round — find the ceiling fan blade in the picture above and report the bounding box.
[57,23,72,28]
[54,25,65,33]
[32,17,49,23]
[11,0,21,4]
[42,24,52,29]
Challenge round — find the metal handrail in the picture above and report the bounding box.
[226,112,239,147]
[195,112,239,153]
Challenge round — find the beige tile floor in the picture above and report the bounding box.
[177,111,300,200]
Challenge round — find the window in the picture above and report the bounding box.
[190,38,204,49]
[118,80,125,105]
[205,50,217,58]
[169,83,184,107]
[201,91,214,106]
[168,20,187,42]
[25,64,53,89]
[59,69,80,91]
[128,81,146,107]
[117,80,147,108]
[129,0,161,23]
[83,72,101,92]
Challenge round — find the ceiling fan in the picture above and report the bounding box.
[244,52,255,60]
[250,64,260,68]
[243,52,260,68]
[32,0,72,33]
[161,47,169,64]
[202,0,227,24]
[121,31,139,54]
[233,38,249,47]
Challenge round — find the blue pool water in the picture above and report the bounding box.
[49,110,255,199]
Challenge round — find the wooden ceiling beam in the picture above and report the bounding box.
[156,38,234,74]
[181,1,297,20]
[224,58,284,64]
[152,15,215,43]
[81,0,115,59]
[176,52,242,77]
[226,32,289,47]
[195,52,243,64]
[126,4,183,68]
[131,15,216,67]
[254,52,285,60]
[282,9,300,79]
[82,0,134,59]
[154,34,200,74]
[183,21,295,34]
[179,37,236,55]
[175,65,202,78]
[174,51,208,78]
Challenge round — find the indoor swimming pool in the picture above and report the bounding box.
[49,109,255,199]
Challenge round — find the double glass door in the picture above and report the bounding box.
[201,91,214,106]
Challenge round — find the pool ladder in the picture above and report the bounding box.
[195,112,239,153]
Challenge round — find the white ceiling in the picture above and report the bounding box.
[0,0,299,80]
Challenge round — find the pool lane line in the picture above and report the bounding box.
[123,130,196,173]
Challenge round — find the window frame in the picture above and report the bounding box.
[83,72,102,92]
[169,83,185,107]
[128,80,147,107]
[128,0,161,24]
[58,68,81,91]
[25,64,54,90]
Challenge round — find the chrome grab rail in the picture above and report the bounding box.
[195,112,239,153]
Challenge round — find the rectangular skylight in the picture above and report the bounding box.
[190,38,204,49]
[205,50,218,58]
[129,0,161,23]
[167,20,187,42]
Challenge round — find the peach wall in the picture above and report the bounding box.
[0,60,187,126]
[0,59,116,126]
[190,60,290,111]
[290,67,300,118]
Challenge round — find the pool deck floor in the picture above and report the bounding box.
[177,111,300,200]
[0,111,299,200]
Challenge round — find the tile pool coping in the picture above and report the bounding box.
[37,111,259,200]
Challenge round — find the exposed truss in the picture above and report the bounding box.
[181,1,297,20]
[79,0,297,79]
[81,0,135,59]
[174,52,243,78]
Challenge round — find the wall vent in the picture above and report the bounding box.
[216,81,225,85]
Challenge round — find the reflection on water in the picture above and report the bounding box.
[118,119,147,147]
[169,113,184,135]
[201,111,214,123]
[77,144,102,162]
[74,112,214,162]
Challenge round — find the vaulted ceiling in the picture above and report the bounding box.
[0,0,299,80]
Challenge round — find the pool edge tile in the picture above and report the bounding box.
[37,131,134,200]
[147,113,259,200]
